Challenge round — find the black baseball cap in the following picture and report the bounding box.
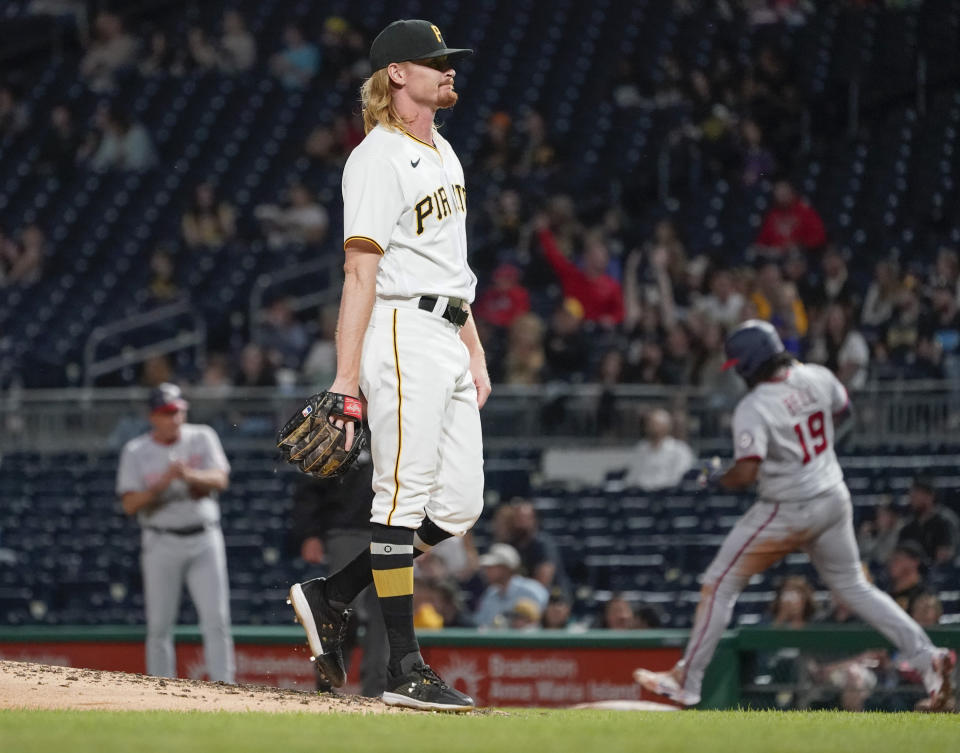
[369,19,472,72]
[149,382,189,414]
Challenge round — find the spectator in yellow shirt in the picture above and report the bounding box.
[750,263,808,351]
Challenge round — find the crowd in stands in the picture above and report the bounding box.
[469,192,960,392]
[130,209,960,395]
[378,485,958,710]
[386,482,960,634]
[2,6,957,395]
[80,10,258,90]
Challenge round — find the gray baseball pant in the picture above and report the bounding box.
[679,483,938,697]
[141,526,235,683]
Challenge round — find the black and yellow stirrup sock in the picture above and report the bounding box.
[370,523,420,675]
[323,517,453,608]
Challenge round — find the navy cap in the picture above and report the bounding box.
[722,319,786,381]
[149,382,189,413]
[370,19,472,72]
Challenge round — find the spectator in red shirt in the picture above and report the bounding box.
[755,180,826,255]
[474,263,531,329]
[536,220,624,326]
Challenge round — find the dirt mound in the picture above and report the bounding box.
[0,659,400,713]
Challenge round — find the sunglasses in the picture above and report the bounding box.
[414,56,451,71]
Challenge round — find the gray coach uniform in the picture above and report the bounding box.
[117,404,235,682]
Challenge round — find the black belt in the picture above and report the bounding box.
[146,525,211,537]
[418,296,469,327]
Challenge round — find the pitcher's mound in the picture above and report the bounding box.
[0,659,401,714]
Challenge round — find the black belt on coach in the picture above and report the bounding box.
[418,296,469,328]
[145,524,211,537]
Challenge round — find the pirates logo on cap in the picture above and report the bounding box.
[430,24,443,43]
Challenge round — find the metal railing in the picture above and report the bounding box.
[248,257,341,340]
[1,381,958,455]
[83,301,207,387]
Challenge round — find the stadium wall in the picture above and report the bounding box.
[2,626,957,709]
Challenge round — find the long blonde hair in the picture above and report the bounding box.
[360,69,408,134]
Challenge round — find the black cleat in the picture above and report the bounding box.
[287,578,350,688]
[382,662,475,712]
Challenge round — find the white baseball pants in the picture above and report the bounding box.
[360,300,484,535]
[679,483,938,697]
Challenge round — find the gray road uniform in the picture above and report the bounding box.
[678,363,942,701]
[117,423,235,682]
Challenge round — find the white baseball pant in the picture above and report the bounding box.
[360,299,484,535]
[679,483,938,697]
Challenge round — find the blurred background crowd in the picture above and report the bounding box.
[0,0,957,396]
[376,479,958,635]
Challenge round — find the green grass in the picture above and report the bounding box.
[1,709,958,753]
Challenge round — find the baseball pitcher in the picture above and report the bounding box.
[277,20,487,711]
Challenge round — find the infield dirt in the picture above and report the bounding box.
[0,659,402,713]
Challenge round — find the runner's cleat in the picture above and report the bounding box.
[633,667,700,707]
[917,649,957,713]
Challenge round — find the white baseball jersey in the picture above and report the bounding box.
[342,124,476,302]
[732,362,848,503]
[342,120,484,536]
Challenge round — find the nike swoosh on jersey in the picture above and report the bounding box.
[411,158,420,168]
